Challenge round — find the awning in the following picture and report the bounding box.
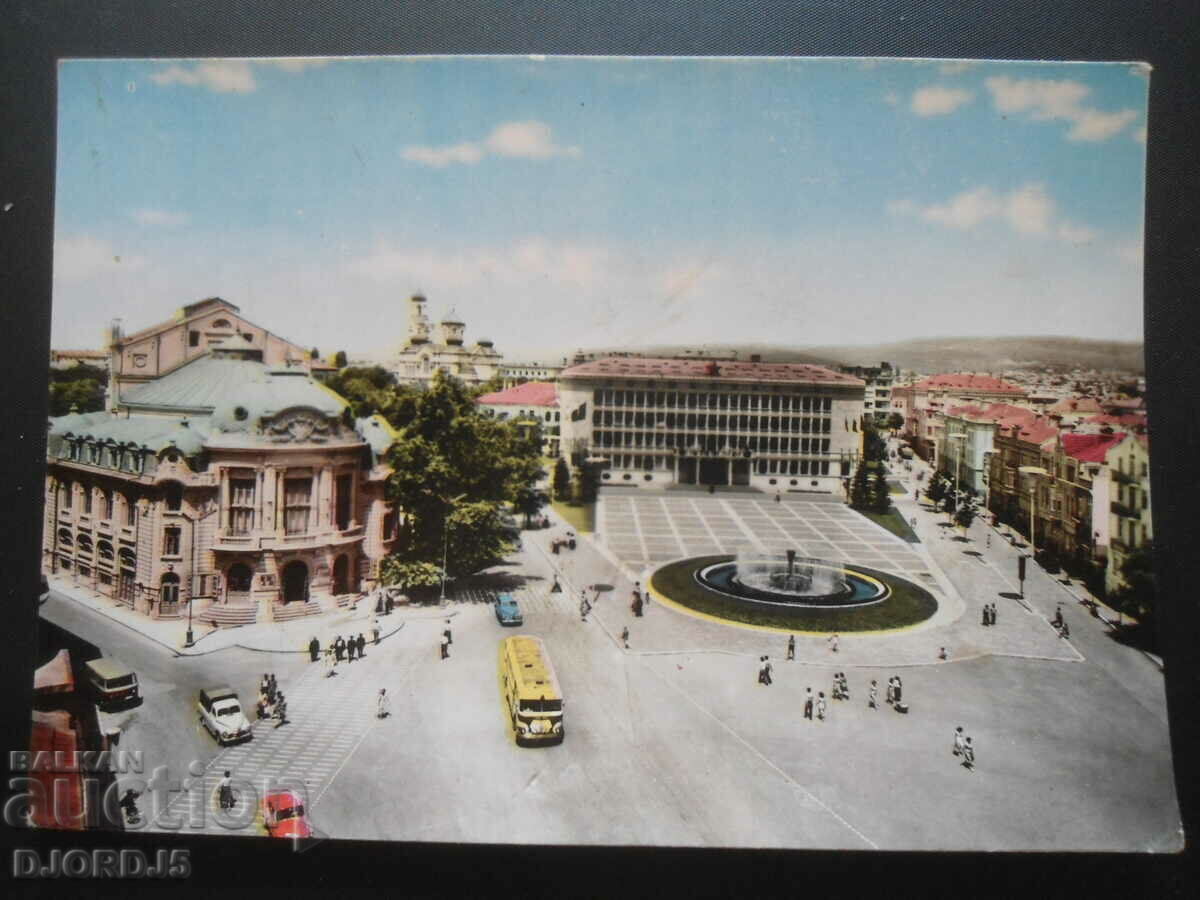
[33,649,74,696]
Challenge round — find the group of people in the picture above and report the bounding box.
[953,726,977,768]
[884,675,904,708]
[323,633,368,676]
[257,673,288,727]
[630,582,646,617]
[830,672,850,701]
[981,603,999,626]
[550,532,577,554]
[802,687,827,721]
[757,655,774,685]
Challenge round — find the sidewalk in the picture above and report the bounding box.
[44,574,447,657]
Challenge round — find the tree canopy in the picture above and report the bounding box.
[49,363,108,416]
[381,370,541,579]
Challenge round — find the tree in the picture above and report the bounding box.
[324,366,422,427]
[849,462,872,510]
[382,370,541,578]
[925,472,948,506]
[552,457,571,502]
[379,558,443,593]
[1114,547,1156,623]
[310,347,320,360]
[49,378,106,416]
[887,412,905,432]
[513,484,544,527]
[872,467,891,514]
[334,350,348,369]
[862,421,886,462]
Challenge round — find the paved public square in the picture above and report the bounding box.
[50,464,1181,851]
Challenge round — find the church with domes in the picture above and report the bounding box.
[390,294,503,387]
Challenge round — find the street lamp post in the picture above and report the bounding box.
[947,433,967,521]
[1018,466,1050,555]
[181,501,219,648]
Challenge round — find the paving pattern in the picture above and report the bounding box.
[598,492,937,588]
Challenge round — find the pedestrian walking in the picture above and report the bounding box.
[868,680,878,709]
[775,491,781,504]
[325,646,337,677]
[803,688,814,719]
[885,676,895,705]
[444,620,453,645]
[347,637,357,662]
[1059,619,1070,639]
[990,603,998,626]
[827,633,839,653]
[267,673,277,702]
[372,621,381,646]
[273,693,288,728]
[893,676,903,704]
[639,581,648,606]
[621,626,630,649]
[440,631,450,660]
[982,605,990,627]
[334,636,345,662]
[938,646,948,661]
[1052,604,1063,629]
[953,726,965,757]
[308,636,320,662]
[260,673,270,699]
[580,595,590,622]
[840,673,850,700]
[763,656,773,686]
[218,770,235,810]
[962,737,975,769]
[356,633,366,659]
[816,692,827,721]
[376,689,390,719]
[786,635,795,661]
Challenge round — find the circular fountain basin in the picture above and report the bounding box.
[696,559,889,608]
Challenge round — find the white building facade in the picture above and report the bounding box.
[558,357,865,493]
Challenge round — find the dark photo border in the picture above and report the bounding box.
[1,3,1196,897]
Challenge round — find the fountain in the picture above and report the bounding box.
[695,545,888,608]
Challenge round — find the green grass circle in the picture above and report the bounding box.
[650,555,938,633]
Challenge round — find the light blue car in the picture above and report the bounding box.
[494,593,523,626]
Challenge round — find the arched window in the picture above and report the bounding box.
[97,540,114,563]
[99,489,113,520]
[227,562,253,593]
[58,480,72,510]
[57,528,72,548]
[77,534,93,557]
[212,318,232,329]
[81,485,93,515]
[160,573,180,605]
[122,494,137,527]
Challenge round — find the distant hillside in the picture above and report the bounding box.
[573,337,1144,375]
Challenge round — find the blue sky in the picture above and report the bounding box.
[53,57,1148,359]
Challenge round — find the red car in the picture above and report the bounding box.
[262,790,312,839]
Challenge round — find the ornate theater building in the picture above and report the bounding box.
[42,302,398,626]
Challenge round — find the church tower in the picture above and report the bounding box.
[407,293,431,345]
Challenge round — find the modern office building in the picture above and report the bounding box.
[557,356,865,493]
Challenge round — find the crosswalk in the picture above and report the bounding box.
[147,644,404,839]
[450,585,568,615]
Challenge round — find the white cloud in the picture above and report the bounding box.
[912,182,1095,245]
[54,235,148,283]
[131,208,189,227]
[401,120,580,168]
[400,143,484,168]
[1004,183,1053,235]
[938,61,973,76]
[150,61,256,93]
[484,121,581,160]
[984,75,1139,142]
[910,85,973,117]
[921,186,1000,229]
[262,58,330,74]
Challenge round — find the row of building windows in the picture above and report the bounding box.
[63,440,147,474]
[592,411,834,434]
[592,389,835,412]
[593,431,833,456]
[56,481,142,525]
[603,454,833,476]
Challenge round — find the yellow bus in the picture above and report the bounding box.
[498,636,564,746]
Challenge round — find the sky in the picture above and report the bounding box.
[53,56,1148,360]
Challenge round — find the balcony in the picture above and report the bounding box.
[1110,500,1137,519]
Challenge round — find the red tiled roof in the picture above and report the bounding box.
[910,373,1025,394]
[1061,432,1127,463]
[1047,396,1103,415]
[1083,413,1147,427]
[560,357,864,386]
[1104,397,1145,410]
[476,381,559,407]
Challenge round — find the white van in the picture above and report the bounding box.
[83,658,141,710]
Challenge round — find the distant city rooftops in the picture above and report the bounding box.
[560,356,865,387]
[907,373,1025,394]
[1061,432,1128,463]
